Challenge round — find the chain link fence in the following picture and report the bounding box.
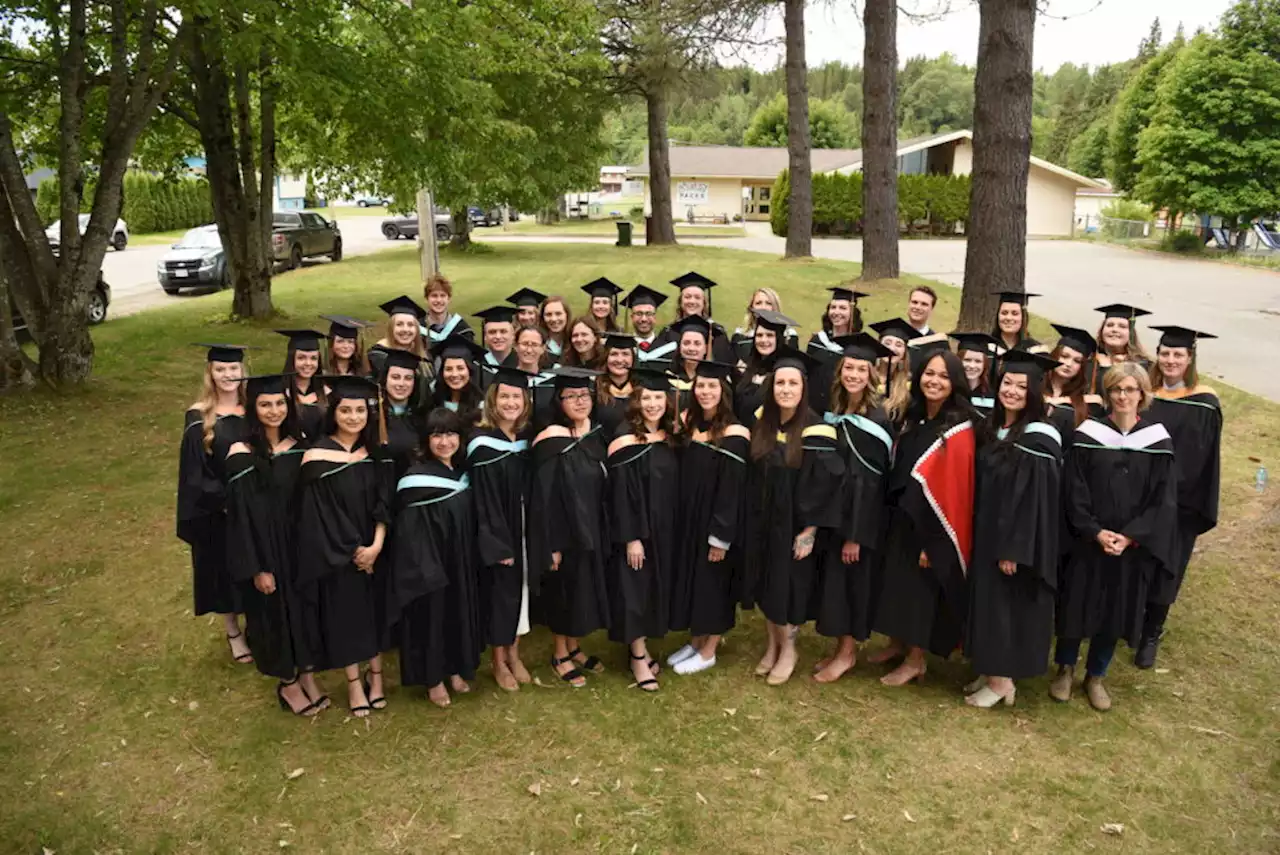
[1073,213,1174,242]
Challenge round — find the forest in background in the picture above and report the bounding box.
[603,16,1175,183]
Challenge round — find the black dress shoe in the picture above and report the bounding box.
[1134,632,1162,669]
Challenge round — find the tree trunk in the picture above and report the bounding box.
[783,0,812,259]
[861,0,899,280]
[645,87,677,246]
[0,267,36,391]
[450,207,472,249]
[958,0,1036,331]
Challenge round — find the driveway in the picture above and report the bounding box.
[687,225,1280,401]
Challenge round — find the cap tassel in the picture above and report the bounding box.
[377,385,388,447]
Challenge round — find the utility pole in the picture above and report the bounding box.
[416,187,439,279]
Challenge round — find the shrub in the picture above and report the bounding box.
[770,170,971,237]
[1162,230,1203,254]
[37,171,212,235]
[628,205,644,222]
[1101,198,1154,222]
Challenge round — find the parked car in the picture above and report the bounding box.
[12,268,110,336]
[381,208,452,241]
[356,195,390,207]
[45,214,130,251]
[475,206,519,227]
[271,210,342,269]
[157,225,226,294]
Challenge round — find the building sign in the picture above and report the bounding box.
[676,181,709,205]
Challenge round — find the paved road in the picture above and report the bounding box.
[103,215,397,318]
[684,224,1280,401]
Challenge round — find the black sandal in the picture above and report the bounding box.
[299,670,330,712]
[567,647,605,674]
[226,631,254,664]
[363,667,387,710]
[347,675,372,717]
[630,652,659,692]
[277,679,318,716]
[550,654,586,687]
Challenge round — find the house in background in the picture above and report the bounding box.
[24,165,53,200]
[628,129,1105,237]
[1073,179,1124,231]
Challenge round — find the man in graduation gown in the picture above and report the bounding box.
[624,284,677,365]
[475,305,520,392]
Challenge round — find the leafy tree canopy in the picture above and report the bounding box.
[743,93,857,149]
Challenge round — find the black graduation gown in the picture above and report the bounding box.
[743,414,844,625]
[478,350,519,392]
[670,428,748,636]
[528,424,612,637]
[655,319,735,365]
[294,439,391,669]
[874,416,975,656]
[177,409,244,616]
[595,387,633,440]
[965,422,1063,679]
[382,407,422,484]
[468,427,533,647]
[289,383,326,441]
[605,435,680,643]
[805,332,844,414]
[368,344,433,408]
[423,313,474,344]
[813,409,893,641]
[1056,417,1178,646]
[388,460,483,687]
[224,443,313,679]
[1149,389,1222,604]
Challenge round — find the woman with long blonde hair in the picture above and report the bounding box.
[1088,304,1151,394]
[369,295,430,379]
[177,344,253,664]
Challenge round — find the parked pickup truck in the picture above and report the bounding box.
[271,210,342,269]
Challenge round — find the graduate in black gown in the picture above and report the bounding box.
[734,309,793,427]
[513,326,558,431]
[1043,324,1105,438]
[950,331,1000,417]
[659,271,734,364]
[529,366,612,688]
[422,273,475,346]
[872,349,979,688]
[508,287,548,330]
[429,334,485,433]
[991,291,1041,351]
[594,333,636,439]
[1051,362,1178,711]
[744,346,844,686]
[667,315,712,416]
[666,360,750,676]
[388,408,483,707]
[811,334,895,685]
[475,305,520,391]
[278,329,327,440]
[963,351,1064,709]
[626,285,675,365]
[1088,303,1152,394]
[321,314,371,377]
[224,374,327,716]
[379,350,427,483]
[177,343,252,664]
[295,376,391,718]
[605,367,680,691]
[368,295,432,394]
[805,285,866,414]
[582,277,624,333]
[468,366,538,692]
[1138,326,1222,669]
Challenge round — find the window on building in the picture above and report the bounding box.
[759,187,770,201]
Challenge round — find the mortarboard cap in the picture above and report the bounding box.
[772,344,821,376]
[474,305,518,325]
[196,342,249,362]
[670,315,712,340]
[993,290,1040,307]
[238,373,293,397]
[602,332,637,351]
[550,365,599,390]
[694,360,735,381]
[275,329,324,351]
[632,366,673,392]
[383,350,425,372]
[433,333,487,362]
[320,314,367,339]
[834,332,891,363]
[947,331,1002,354]
[670,271,717,291]
[492,365,537,390]
[907,333,952,373]
[1095,303,1151,320]
[1050,323,1097,358]
[869,318,924,343]
[322,374,379,401]
[622,284,668,309]
[752,308,797,335]
[827,285,870,302]
[581,277,624,300]
[999,349,1062,379]
[1151,325,1216,349]
[379,295,426,320]
[507,288,548,308]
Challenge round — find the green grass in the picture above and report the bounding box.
[478,219,748,239]
[1,243,1277,853]
[130,228,194,247]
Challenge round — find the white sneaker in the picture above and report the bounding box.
[666,644,696,666]
[674,653,716,675]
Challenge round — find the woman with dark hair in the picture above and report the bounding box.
[745,347,844,686]
[514,324,549,374]
[990,291,1040,353]
[582,277,623,333]
[805,286,867,414]
[539,295,572,362]
[1044,324,1103,435]
[529,367,611,687]
[1052,362,1177,711]
[380,350,427,483]
[1088,303,1152,394]
[595,333,636,439]
[429,334,486,432]
[669,315,712,416]
[321,315,369,377]
[872,349,979,687]
[667,361,749,675]
[964,351,1064,708]
[178,343,250,663]
[1138,326,1222,670]
[388,407,482,707]
[225,374,326,716]
[734,309,791,426]
[605,367,680,691]
[563,317,604,370]
[949,332,999,418]
[663,270,734,363]
[470,367,536,691]
[277,329,327,440]
[811,334,894,684]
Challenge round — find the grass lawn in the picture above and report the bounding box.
[478,219,748,239]
[1,243,1277,853]
[130,228,194,247]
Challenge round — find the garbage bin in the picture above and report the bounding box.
[615,220,632,247]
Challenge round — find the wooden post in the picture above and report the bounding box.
[416,187,438,279]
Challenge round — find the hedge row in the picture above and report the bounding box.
[35,171,214,235]
[770,170,972,237]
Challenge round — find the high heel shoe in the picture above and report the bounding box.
[363,668,387,710]
[226,631,254,664]
[347,675,372,718]
[630,651,659,692]
[277,680,317,717]
[965,685,1016,708]
[567,647,605,674]
[963,674,987,695]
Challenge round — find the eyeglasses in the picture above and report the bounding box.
[632,310,656,319]
[1109,385,1142,397]
[561,391,592,402]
